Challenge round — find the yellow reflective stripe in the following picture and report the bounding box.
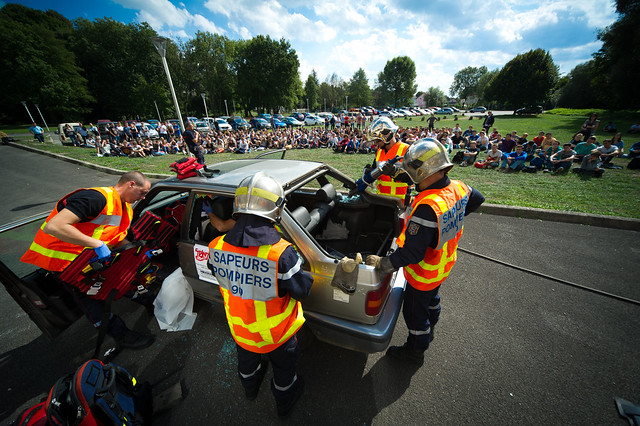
[28,241,79,261]
[424,194,448,213]
[257,245,271,258]
[214,238,224,249]
[254,301,274,343]
[378,180,406,189]
[252,187,279,203]
[235,186,248,196]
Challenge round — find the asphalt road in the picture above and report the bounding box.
[1,145,639,425]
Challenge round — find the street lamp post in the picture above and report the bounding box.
[306,98,309,113]
[151,36,185,133]
[154,100,162,122]
[34,104,50,131]
[21,101,35,123]
[201,93,210,131]
[224,100,229,116]
[345,95,348,110]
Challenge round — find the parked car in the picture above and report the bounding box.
[317,112,333,121]
[257,113,272,120]
[229,116,250,130]
[290,112,306,121]
[514,105,543,115]
[283,117,304,127]
[214,118,232,132]
[255,118,271,129]
[304,115,325,126]
[0,154,406,353]
[435,108,454,115]
[193,120,210,134]
[467,106,487,113]
[272,119,287,128]
[136,122,159,139]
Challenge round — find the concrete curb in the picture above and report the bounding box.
[7,142,639,232]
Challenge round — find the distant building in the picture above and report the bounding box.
[413,93,426,108]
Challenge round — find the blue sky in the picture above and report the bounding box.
[6,0,618,95]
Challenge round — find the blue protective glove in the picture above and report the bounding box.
[356,171,375,192]
[202,197,213,214]
[93,242,111,261]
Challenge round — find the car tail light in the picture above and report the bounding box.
[365,272,392,316]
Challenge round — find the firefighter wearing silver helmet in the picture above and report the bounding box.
[356,116,413,205]
[208,172,313,417]
[366,138,485,364]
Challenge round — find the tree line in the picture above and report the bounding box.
[1,1,636,126]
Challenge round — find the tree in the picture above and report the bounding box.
[377,56,417,107]
[484,49,559,108]
[184,31,238,117]
[0,4,93,123]
[476,69,499,105]
[236,35,301,115]
[449,66,487,99]
[318,73,346,112]
[304,70,320,111]
[556,61,602,108]
[592,0,640,108]
[346,68,372,108]
[70,18,165,120]
[422,87,446,107]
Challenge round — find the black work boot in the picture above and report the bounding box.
[273,377,305,418]
[386,343,425,364]
[243,360,268,400]
[114,328,155,350]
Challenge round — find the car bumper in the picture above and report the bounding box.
[304,272,406,353]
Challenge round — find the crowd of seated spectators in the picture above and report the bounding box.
[65,115,637,175]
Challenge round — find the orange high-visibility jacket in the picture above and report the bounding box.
[20,187,132,272]
[375,142,410,199]
[397,180,469,291]
[209,235,305,353]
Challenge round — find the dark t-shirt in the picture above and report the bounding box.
[183,130,196,149]
[57,189,106,222]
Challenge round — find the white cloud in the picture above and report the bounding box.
[114,0,224,35]
[204,0,336,41]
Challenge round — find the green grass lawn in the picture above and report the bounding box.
[9,110,640,219]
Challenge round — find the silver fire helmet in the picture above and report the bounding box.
[366,116,399,144]
[402,138,454,184]
[233,172,285,222]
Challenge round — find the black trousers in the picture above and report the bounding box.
[236,334,299,403]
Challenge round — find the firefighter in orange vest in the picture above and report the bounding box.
[20,171,154,350]
[366,139,485,363]
[356,116,413,205]
[208,172,313,417]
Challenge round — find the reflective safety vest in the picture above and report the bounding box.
[208,235,305,354]
[20,187,132,272]
[397,180,469,291]
[375,142,410,200]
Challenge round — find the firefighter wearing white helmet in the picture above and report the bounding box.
[208,172,313,417]
[366,138,485,364]
[356,116,413,205]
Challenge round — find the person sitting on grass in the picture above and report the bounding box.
[475,144,502,169]
[532,131,545,147]
[611,132,625,157]
[569,132,584,149]
[539,140,562,172]
[628,121,640,134]
[540,132,558,153]
[460,140,480,166]
[522,140,538,162]
[499,133,517,154]
[574,136,598,162]
[549,143,576,174]
[597,139,621,169]
[499,144,527,172]
[572,149,604,178]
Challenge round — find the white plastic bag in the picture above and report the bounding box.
[153,267,197,331]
